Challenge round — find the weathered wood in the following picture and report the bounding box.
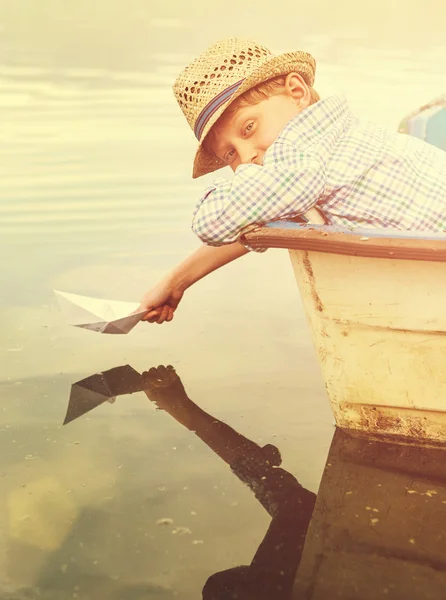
[242,225,446,262]
[243,222,446,441]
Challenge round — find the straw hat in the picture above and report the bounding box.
[173,37,316,178]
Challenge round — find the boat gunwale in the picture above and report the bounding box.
[241,223,446,262]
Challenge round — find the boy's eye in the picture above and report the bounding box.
[225,149,236,163]
[245,122,254,134]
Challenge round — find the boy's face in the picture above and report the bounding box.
[208,78,310,172]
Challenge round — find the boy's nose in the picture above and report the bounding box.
[239,146,259,166]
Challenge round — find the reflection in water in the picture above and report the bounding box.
[142,366,316,600]
[295,429,446,599]
[66,364,317,599]
[64,365,143,424]
[64,365,446,599]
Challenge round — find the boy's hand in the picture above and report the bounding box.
[142,365,193,411]
[136,281,184,324]
[135,241,248,326]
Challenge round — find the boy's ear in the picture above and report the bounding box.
[285,72,311,109]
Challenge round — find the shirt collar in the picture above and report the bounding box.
[274,94,354,147]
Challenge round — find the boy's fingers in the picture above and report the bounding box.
[141,308,161,322]
[139,304,176,324]
[147,315,163,323]
[143,314,161,323]
[156,305,170,324]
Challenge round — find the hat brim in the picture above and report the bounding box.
[192,50,316,179]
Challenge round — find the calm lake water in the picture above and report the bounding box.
[1,1,446,598]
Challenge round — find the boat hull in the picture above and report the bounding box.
[242,222,446,442]
[289,247,446,443]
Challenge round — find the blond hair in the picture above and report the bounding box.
[226,76,320,116]
[203,76,320,153]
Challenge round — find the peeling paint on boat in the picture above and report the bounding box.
[243,226,446,443]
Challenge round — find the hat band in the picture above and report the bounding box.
[194,78,245,141]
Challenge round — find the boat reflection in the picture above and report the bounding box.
[66,365,446,599]
[294,428,446,599]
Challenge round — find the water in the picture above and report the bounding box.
[1,1,446,597]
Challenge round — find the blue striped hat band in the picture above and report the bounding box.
[194,78,245,141]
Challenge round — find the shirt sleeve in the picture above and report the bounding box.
[191,146,326,252]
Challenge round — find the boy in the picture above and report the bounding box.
[137,37,446,324]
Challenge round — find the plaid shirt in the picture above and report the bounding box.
[191,95,446,252]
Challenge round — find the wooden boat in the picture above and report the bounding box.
[242,98,446,444]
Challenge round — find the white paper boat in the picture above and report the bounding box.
[54,290,148,334]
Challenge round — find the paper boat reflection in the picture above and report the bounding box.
[64,365,144,424]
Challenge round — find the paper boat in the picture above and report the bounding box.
[54,290,148,334]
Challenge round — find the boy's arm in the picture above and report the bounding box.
[193,151,325,247]
[138,241,249,323]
